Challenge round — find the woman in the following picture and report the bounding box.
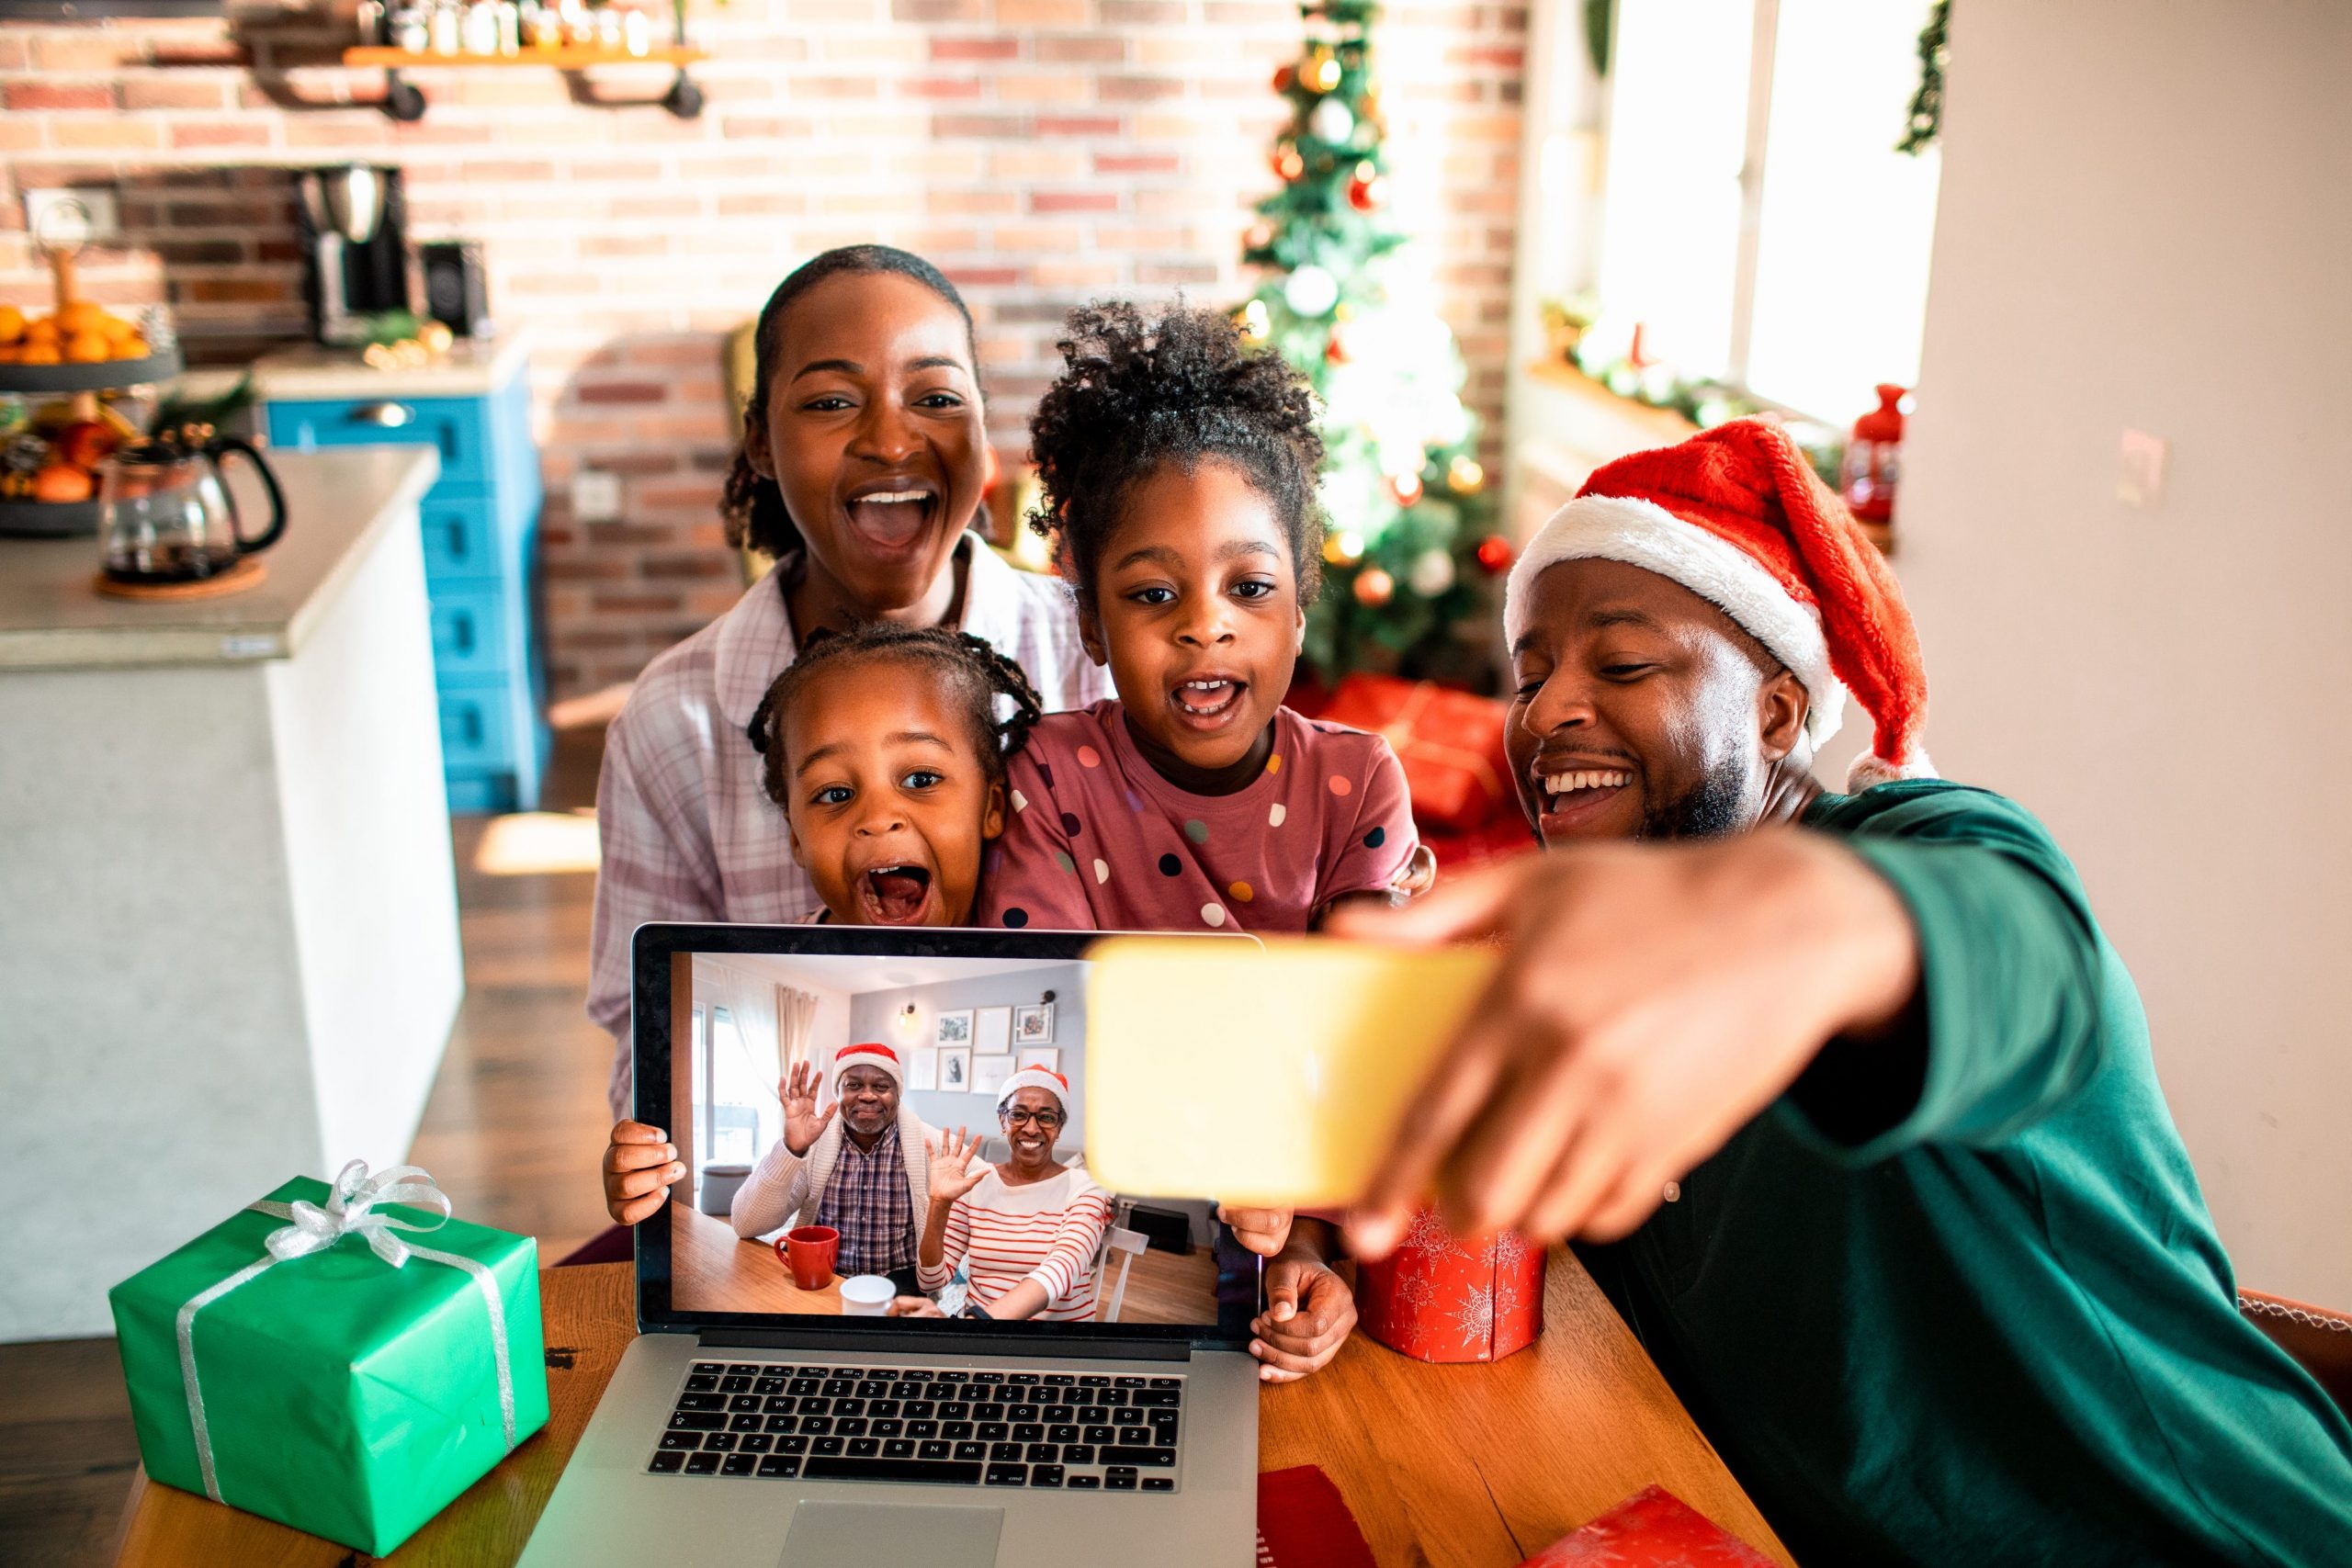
[911,1068,1111,1323]
[589,246,1109,1118]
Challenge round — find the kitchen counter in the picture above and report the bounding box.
[175,327,531,402]
[0,445,463,1340]
[0,446,439,670]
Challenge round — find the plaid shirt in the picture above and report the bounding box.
[591,539,1110,1117]
[816,1123,916,1276]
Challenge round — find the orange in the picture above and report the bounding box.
[102,313,140,343]
[116,333,152,359]
[64,330,112,363]
[0,305,23,344]
[57,299,107,334]
[32,464,96,504]
[17,342,62,365]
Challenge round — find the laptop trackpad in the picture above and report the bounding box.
[779,1500,1004,1565]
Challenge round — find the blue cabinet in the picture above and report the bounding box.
[266,361,548,814]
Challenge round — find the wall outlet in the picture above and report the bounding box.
[2117,428,2167,509]
[23,187,119,244]
[571,468,622,525]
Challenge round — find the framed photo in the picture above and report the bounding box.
[910,1047,939,1092]
[1013,1003,1055,1045]
[969,1054,1014,1099]
[1014,1045,1059,1073]
[975,1005,1012,1057]
[938,1047,971,1091]
[934,1010,974,1048]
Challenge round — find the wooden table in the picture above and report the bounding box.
[671,1204,844,1314]
[112,1258,1792,1567]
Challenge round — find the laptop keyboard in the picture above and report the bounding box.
[649,1360,1186,1494]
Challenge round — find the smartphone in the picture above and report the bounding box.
[1083,935,1498,1208]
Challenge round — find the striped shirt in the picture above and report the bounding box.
[919,1166,1113,1323]
[590,538,1111,1119]
[815,1123,916,1277]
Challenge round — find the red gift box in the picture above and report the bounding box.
[1319,673,1517,835]
[1356,1209,1544,1363]
[1517,1484,1776,1566]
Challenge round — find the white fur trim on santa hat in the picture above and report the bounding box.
[996,1066,1070,1115]
[1847,746,1938,793]
[1505,494,1847,748]
[832,1042,903,1089]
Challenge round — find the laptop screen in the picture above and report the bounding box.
[631,926,1255,1349]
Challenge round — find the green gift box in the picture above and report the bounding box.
[108,1162,550,1556]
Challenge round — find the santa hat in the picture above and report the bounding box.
[831,1042,903,1089]
[996,1066,1071,1117]
[1504,418,1933,791]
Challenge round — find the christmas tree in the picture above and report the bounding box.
[1238,0,1511,686]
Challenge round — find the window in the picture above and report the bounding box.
[695,1005,763,1178]
[1592,0,1941,420]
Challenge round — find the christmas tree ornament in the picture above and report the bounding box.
[1324,329,1350,366]
[1272,62,1295,93]
[1346,169,1386,212]
[1272,142,1306,183]
[1324,529,1365,566]
[1308,96,1355,145]
[1447,455,1485,494]
[1388,468,1424,507]
[1245,220,1275,253]
[1408,547,1456,597]
[1475,534,1514,574]
[1353,566,1396,607]
[1236,299,1271,344]
[1306,48,1342,93]
[1283,264,1340,318]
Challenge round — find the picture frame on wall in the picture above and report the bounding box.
[938,1047,971,1091]
[1013,1003,1054,1045]
[970,1054,1013,1099]
[935,1010,974,1048]
[975,1005,1012,1057]
[910,1047,939,1092]
[1014,1046,1059,1073]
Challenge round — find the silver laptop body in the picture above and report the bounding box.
[518,925,1260,1568]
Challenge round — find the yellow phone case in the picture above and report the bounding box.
[1083,935,1498,1208]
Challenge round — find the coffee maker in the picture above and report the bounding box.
[294,165,413,346]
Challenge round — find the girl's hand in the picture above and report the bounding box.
[1251,1254,1357,1382]
[887,1296,946,1318]
[1216,1205,1295,1258]
[603,1121,685,1225]
[927,1127,990,1205]
[780,1060,834,1156]
[1386,843,1438,904]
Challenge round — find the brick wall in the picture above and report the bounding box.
[0,1,1523,698]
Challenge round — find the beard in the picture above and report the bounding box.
[1637,757,1748,840]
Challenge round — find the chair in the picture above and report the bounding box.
[2239,1289,2352,1416]
[1096,1225,1149,1325]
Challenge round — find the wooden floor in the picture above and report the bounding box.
[0,729,616,1568]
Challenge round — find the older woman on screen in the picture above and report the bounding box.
[907,1068,1110,1323]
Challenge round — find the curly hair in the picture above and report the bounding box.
[721,245,980,558]
[1026,299,1325,612]
[743,623,1043,812]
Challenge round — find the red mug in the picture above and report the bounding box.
[778,1224,839,1291]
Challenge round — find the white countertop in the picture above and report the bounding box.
[175,327,529,402]
[0,446,439,671]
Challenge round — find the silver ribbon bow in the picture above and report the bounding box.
[174,1159,519,1506]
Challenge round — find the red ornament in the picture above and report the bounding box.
[1353,567,1396,608]
[1324,329,1349,366]
[1272,143,1306,183]
[1475,533,1514,574]
[1272,62,1295,93]
[1347,171,1386,212]
[1388,469,1424,507]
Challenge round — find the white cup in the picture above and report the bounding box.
[840,1274,895,1316]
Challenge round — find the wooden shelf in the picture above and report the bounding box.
[343,45,707,68]
[1521,357,1701,444]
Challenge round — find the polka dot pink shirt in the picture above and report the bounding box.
[979,700,1419,933]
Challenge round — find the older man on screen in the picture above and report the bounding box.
[731,1042,933,1295]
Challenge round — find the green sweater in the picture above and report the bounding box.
[1577,781,2352,1566]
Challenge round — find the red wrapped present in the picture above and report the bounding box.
[1517,1484,1777,1566]
[1424,812,1537,871]
[1356,1209,1544,1363]
[1319,673,1516,835]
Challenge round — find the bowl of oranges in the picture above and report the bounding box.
[0,299,181,393]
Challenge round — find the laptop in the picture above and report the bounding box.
[518,923,1261,1567]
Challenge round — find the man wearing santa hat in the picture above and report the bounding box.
[730,1042,932,1294]
[1337,420,2352,1563]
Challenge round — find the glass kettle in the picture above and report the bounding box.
[98,432,287,585]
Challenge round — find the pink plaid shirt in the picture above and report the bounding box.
[591,538,1111,1118]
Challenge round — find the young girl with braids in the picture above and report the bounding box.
[978,299,1425,937]
[591,245,1109,1122]
[601,623,1044,1230]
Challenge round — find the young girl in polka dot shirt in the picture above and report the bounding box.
[978,301,1421,934]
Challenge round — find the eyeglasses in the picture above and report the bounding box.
[1001,1108,1064,1129]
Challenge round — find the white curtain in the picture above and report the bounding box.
[777,984,819,1079]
